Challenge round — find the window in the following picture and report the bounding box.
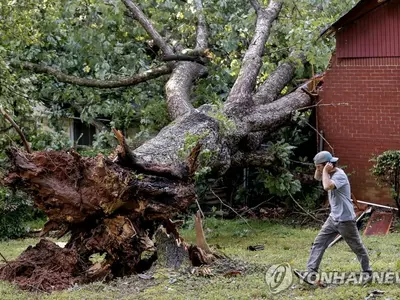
[71,119,96,146]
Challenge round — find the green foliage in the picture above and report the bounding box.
[139,101,170,133]
[255,140,301,197]
[0,0,357,142]
[371,150,400,208]
[77,147,114,158]
[239,111,323,210]
[275,110,314,147]
[258,168,301,197]
[0,187,39,240]
[179,131,210,158]
[29,129,70,151]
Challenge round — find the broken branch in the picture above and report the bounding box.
[0,252,8,264]
[194,211,213,253]
[286,188,322,223]
[14,62,171,88]
[0,106,31,153]
[161,54,206,65]
[210,188,252,228]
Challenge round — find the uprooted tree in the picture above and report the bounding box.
[0,0,350,292]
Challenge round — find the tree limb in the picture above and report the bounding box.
[121,0,174,55]
[0,107,31,153]
[243,60,296,150]
[194,0,208,51]
[250,0,261,12]
[0,251,8,264]
[253,61,296,105]
[161,54,205,65]
[14,62,171,88]
[224,1,283,115]
[231,150,274,168]
[242,53,306,151]
[244,87,312,133]
[163,0,209,120]
[165,62,205,120]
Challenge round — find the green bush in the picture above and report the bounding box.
[235,111,324,211]
[0,187,40,240]
[371,150,400,210]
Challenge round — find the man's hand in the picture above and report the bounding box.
[323,162,334,173]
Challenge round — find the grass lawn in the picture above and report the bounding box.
[1,217,400,299]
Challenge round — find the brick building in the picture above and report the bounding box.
[317,0,400,205]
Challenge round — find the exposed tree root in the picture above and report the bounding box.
[0,142,222,292]
[0,239,80,292]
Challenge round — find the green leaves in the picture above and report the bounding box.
[0,187,35,240]
[0,0,358,153]
[260,169,302,197]
[371,150,400,207]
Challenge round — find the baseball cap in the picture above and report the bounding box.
[313,151,338,165]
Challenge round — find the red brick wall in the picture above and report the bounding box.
[317,55,400,205]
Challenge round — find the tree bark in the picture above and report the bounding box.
[224,1,283,116]
[14,62,172,88]
[121,0,174,55]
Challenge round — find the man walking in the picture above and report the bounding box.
[295,151,371,284]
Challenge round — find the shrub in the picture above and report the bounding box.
[0,187,37,240]
[371,150,400,210]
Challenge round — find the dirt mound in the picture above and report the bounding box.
[0,239,82,292]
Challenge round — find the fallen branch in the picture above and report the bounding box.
[0,252,8,264]
[194,0,208,50]
[0,106,31,153]
[161,54,206,65]
[210,188,252,229]
[285,188,322,223]
[302,119,334,154]
[14,62,172,88]
[296,102,349,111]
[239,197,273,216]
[121,0,173,55]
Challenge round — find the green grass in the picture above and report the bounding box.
[1,218,400,299]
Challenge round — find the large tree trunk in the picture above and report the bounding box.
[0,0,315,292]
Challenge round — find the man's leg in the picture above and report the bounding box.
[306,217,338,272]
[338,220,371,272]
